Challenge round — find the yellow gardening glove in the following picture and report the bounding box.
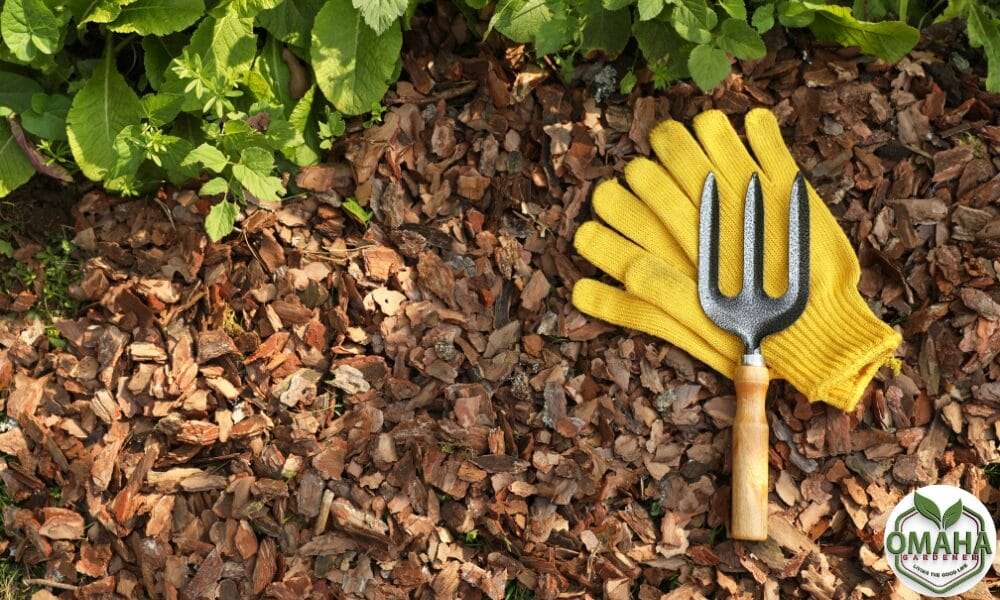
[572,108,900,411]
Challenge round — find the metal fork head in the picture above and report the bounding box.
[697,172,810,356]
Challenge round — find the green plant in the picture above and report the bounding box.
[0,0,411,240]
[504,580,535,600]
[1,234,79,323]
[488,0,919,91]
[936,0,1000,91]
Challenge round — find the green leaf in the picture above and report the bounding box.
[66,56,143,182]
[142,35,185,90]
[634,18,694,63]
[287,85,320,165]
[311,0,402,115]
[962,0,1000,91]
[913,492,942,528]
[259,0,325,47]
[200,177,229,196]
[942,499,963,530]
[257,36,293,109]
[803,2,918,63]
[717,18,766,60]
[1,0,64,61]
[342,197,371,225]
[0,119,36,197]
[533,6,574,55]
[687,43,730,90]
[109,0,205,35]
[183,143,229,172]
[22,93,70,140]
[751,3,775,32]
[579,0,632,57]
[353,0,407,35]
[214,0,285,17]
[205,199,239,242]
[671,0,718,44]
[602,0,634,8]
[619,69,637,93]
[777,0,814,27]
[66,0,124,25]
[232,146,285,202]
[0,70,43,113]
[489,0,563,43]
[718,0,746,20]
[637,0,665,20]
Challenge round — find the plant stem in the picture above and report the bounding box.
[899,0,909,22]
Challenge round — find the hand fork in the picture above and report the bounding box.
[697,172,810,541]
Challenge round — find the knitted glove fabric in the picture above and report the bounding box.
[572,108,900,411]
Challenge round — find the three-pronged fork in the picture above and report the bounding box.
[697,172,810,541]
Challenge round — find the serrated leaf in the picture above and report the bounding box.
[66,56,143,182]
[22,93,70,140]
[200,177,229,196]
[311,0,402,115]
[352,0,407,35]
[109,0,205,35]
[215,0,285,17]
[633,17,694,65]
[0,118,36,197]
[717,18,766,60]
[232,146,285,202]
[803,2,918,63]
[637,0,665,21]
[1,0,64,61]
[579,0,631,57]
[942,499,963,530]
[671,0,718,44]
[751,3,775,32]
[687,43,730,90]
[66,0,125,25]
[205,199,239,242]
[777,0,814,27]
[961,0,1000,91]
[287,85,320,165]
[718,0,746,20]
[913,492,942,528]
[183,143,229,172]
[533,6,574,55]
[0,70,42,113]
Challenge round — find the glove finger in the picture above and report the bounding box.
[622,158,698,267]
[649,119,746,296]
[622,253,744,364]
[649,119,716,200]
[572,278,736,378]
[574,221,645,282]
[693,110,792,296]
[593,180,685,264]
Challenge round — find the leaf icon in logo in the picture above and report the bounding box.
[914,492,942,529]
[942,499,963,530]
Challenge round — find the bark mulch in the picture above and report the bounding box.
[1,8,1000,600]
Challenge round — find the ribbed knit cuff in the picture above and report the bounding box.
[763,285,901,412]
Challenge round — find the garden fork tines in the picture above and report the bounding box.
[696,171,810,541]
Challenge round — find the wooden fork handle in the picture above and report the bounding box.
[731,364,769,541]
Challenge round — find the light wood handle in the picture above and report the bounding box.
[730,364,769,541]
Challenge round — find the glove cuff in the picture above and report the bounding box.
[766,286,901,411]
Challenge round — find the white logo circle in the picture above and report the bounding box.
[884,485,996,597]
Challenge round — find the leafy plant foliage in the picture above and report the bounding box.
[0,0,386,239]
[0,0,995,242]
[489,0,919,91]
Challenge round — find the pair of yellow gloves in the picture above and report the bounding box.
[573,109,900,412]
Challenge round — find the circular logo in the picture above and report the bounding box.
[884,485,996,597]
